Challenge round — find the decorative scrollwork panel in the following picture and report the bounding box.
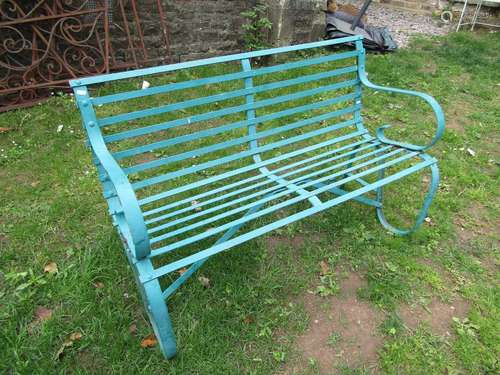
[0,0,170,112]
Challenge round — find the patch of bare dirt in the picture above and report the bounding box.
[287,272,384,374]
[266,233,326,251]
[418,61,437,75]
[133,152,157,164]
[267,234,306,250]
[77,349,104,372]
[445,98,473,133]
[0,232,8,246]
[398,296,470,336]
[454,203,499,245]
[9,171,34,186]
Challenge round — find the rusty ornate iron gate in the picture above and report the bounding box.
[0,0,170,112]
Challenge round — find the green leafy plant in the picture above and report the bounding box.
[316,274,339,297]
[241,4,272,51]
[327,331,342,347]
[452,317,479,337]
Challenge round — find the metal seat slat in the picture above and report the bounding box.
[146,144,393,237]
[150,149,419,251]
[137,130,368,206]
[147,156,436,280]
[143,139,379,224]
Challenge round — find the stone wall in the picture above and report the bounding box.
[266,0,325,47]
[128,0,326,62]
[162,0,327,60]
[127,0,256,63]
[164,0,256,62]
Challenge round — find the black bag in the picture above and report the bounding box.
[325,11,397,52]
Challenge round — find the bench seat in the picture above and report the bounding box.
[71,35,444,358]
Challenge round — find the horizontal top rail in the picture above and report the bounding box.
[69,36,363,87]
[92,51,359,106]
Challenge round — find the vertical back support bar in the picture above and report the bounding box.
[241,59,261,163]
[240,58,322,206]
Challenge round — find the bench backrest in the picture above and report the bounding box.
[72,36,366,213]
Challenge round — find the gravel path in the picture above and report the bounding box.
[342,1,453,48]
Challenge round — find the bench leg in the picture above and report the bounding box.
[375,156,439,235]
[141,279,177,359]
[130,198,270,359]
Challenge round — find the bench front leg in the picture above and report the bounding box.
[375,153,440,235]
[142,279,177,359]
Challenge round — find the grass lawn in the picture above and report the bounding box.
[1,31,499,374]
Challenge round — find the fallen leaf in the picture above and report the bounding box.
[43,262,58,274]
[0,127,12,133]
[35,306,52,322]
[54,332,82,360]
[190,200,202,212]
[69,332,82,341]
[140,333,158,348]
[93,281,104,289]
[198,276,211,288]
[28,306,53,333]
[54,340,73,360]
[243,315,254,324]
[129,323,137,335]
[177,268,188,276]
[30,181,40,187]
[319,260,330,276]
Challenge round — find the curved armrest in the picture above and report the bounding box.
[74,86,150,260]
[359,72,445,151]
[88,125,151,259]
[88,124,151,259]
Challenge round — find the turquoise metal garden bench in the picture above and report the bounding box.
[71,35,444,358]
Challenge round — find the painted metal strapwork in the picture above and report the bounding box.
[72,36,444,358]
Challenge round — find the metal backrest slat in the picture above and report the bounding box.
[113,92,358,160]
[130,120,362,190]
[70,36,362,87]
[73,37,367,202]
[92,51,359,106]
[103,79,359,143]
[124,106,359,176]
[97,65,357,127]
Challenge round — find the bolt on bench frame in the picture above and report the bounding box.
[71,35,445,358]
